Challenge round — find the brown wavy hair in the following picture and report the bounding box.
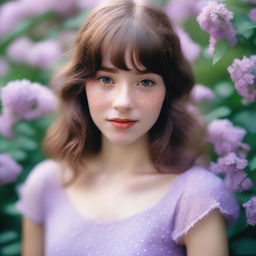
[42,0,209,186]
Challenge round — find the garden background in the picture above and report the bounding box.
[0,0,255,255]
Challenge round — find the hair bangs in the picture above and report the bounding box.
[100,19,166,74]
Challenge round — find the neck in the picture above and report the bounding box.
[84,135,157,178]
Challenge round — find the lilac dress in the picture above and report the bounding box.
[16,159,240,256]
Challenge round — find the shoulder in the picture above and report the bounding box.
[20,159,62,194]
[181,166,225,193]
[26,159,61,182]
[171,166,240,245]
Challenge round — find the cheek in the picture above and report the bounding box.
[139,89,166,112]
[85,84,108,111]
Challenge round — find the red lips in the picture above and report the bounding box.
[108,118,137,129]
[109,118,137,122]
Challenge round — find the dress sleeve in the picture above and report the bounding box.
[171,168,240,244]
[15,159,56,224]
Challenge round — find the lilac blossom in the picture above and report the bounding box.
[26,40,63,69]
[197,1,236,54]
[0,58,9,77]
[1,79,57,121]
[7,38,62,69]
[210,152,248,175]
[190,84,215,102]
[0,113,16,138]
[165,0,208,23]
[207,119,250,156]
[21,0,78,16]
[176,27,201,62]
[0,154,22,185]
[224,170,253,192]
[249,8,256,24]
[7,37,33,63]
[0,1,29,36]
[243,197,256,226]
[227,56,256,102]
[77,0,103,9]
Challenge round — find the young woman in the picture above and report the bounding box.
[16,0,240,255]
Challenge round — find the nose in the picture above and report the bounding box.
[112,84,133,112]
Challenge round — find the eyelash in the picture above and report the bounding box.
[97,76,155,87]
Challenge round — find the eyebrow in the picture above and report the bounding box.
[99,66,152,75]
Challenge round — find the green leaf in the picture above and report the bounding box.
[62,10,89,30]
[0,232,18,244]
[233,13,256,36]
[205,106,231,122]
[214,82,234,98]
[1,242,21,256]
[212,39,229,65]
[233,110,256,134]
[249,156,256,171]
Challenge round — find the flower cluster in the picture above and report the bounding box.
[190,84,215,103]
[243,197,256,226]
[0,154,22,185]
[227,56,256,102]
[197,1,236,54]
[207,119,252,192]
[0,0,102,36]
[165,0,208,23]
[7,37,63,70]
[175,27,201,62]
[0,79,57,138]
[249,8,256,24]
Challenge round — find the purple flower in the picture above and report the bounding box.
[210,152,248,174]
[26,40,62,69]
[190,84,215,102]
[227,56,256,102]
[1,79,57,121]
[224,170,253,192]
[165,0,208,23]
[207,119,250,156]
[249,8,256,24]
[7,38,62,69]
[197,2,236,54]
[246,0,256,3]
[0,154,22,185]
[0,57,9,77]
[176,27,201,62]
[0,113,16,138]
[0,1,29,36]
[243,197,256,226]
[7,37,33,63]
[77,0,103,9]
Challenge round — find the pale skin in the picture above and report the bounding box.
[22,48,229,256]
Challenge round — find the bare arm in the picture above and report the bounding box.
[22,216,44,256]
[181,209,229,256]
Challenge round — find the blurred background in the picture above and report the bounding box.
[0,0,256,255]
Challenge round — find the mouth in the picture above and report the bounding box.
[107,118,137,129]
[108,118,137,123]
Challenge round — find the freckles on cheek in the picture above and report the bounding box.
[86,87,108,110]
[139,92,165,110]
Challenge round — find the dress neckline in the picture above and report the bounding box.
[57,166,196,225]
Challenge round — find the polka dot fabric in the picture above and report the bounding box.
[16,160,240,256]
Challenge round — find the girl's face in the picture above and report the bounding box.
[85,48,166,145]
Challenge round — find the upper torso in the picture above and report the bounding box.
[16,159,240,256]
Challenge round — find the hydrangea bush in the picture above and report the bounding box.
[0,0,255,255]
